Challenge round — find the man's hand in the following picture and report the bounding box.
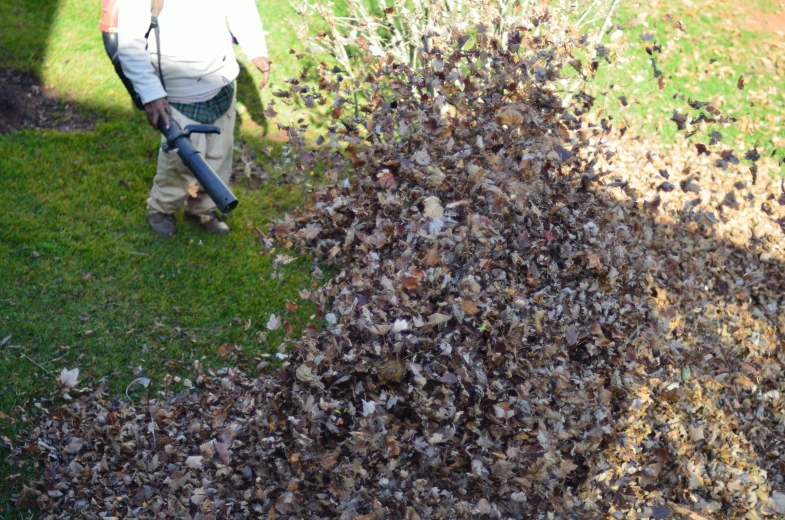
[251,56,271,89]
[144,97,171,130]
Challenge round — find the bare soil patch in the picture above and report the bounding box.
[739,1,785,33]
[0,69,95,134]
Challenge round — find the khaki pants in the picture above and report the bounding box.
[147,93,236,215]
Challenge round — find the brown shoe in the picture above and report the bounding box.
[185,210,230,235]
[147,212,176,236]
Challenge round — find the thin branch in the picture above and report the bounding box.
[576,0,602,27]
[20,353,53,376]
[563,0,620,105]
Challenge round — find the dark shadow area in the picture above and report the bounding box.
[0,0,85,133]
[573,170,785,517]
[0,0,142,133]
[0,1,270,134]
[0,68,96,134]
[530,176,781,516]
[236,59,269,133]
[0,0,61,78]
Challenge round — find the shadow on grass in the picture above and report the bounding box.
[0,0,62,78]
[236,60,269,134]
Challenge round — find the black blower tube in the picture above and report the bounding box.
[158,116,239,213]
[102,32,145,110]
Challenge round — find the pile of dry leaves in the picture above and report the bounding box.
[13,9,785,520]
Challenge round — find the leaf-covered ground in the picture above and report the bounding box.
[11,5,785,518]
[596,0,785,159]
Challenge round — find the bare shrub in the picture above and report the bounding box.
[291,0,621,82]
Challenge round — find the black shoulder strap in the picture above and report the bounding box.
[144,0,166,92]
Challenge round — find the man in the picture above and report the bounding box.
[117,0,271,236]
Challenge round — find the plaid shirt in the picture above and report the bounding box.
[170,82,235,124]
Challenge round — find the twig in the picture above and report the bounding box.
[20,353,53,375]
[563,0,620,105]
[42,354,65,366]
[125,377,151,400]
[576,0,602,27]
[596,0,620,47]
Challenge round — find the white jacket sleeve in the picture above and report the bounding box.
[117,0,167,104]
[227,0,269,60]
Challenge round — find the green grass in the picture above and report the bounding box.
[586,0,785,167]
[0,125,317,404]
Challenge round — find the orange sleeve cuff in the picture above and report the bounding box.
[99,0,120,32]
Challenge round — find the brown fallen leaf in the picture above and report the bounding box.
[497,106,524,126]
[461,299,480,315]
[378,360,405,384]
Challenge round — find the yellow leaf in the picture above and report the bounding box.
[425,244,439,266]
[497,106,524,126]
[534,309,546,332]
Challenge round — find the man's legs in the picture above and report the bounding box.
[147,108,205,217]
[184,93,236,218]
[146,92,236,235]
